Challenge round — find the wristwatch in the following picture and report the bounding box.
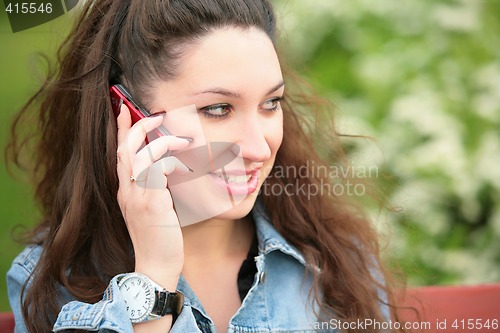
[117,272,184,324]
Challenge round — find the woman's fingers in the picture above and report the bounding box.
[132,136,191,179]
[116,103,191,187]
[137,156,191,190]
[116,104,132,144]
[124,115,165,156]
[160,156,192,175]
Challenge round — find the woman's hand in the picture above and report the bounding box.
[116,104,190,289]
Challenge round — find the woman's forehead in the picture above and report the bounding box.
[175,27,282,85]
[149,27,283,108]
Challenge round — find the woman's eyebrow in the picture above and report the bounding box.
[194,88,241,98]
[193,79,285,98]
[266,80,285,95]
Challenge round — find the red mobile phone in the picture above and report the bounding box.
[110,84,169,139]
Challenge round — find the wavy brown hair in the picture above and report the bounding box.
[6,0,404,332]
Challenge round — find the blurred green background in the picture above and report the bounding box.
[275,0,500,288]
[0,7,72,311]
[1,0,499,311]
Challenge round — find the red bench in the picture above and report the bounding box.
[0,312,14,333]
[397,284,500,332]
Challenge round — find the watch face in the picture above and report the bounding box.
[118,273,155,323]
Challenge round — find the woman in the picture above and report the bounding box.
[6,0,400,332]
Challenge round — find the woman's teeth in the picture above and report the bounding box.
[213,173,251,183]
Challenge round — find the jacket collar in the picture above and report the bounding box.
[251,197,307,267]
[177,197,307,313]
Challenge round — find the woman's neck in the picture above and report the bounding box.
[180,216,255,332]
[182,215,254,264]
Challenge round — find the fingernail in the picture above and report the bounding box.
[149,111,166,118]
[176,136,194,142]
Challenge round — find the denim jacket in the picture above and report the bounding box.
[7,199,388,332]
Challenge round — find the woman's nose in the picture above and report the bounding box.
[235,115,272,162]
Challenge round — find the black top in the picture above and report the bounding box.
[236,235,259,301]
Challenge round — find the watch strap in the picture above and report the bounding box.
[145,275,184,316]
[153,290,184,316]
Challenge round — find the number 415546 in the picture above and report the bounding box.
[452,319,499,330]
[5,2,53,14]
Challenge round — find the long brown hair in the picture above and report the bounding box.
[6,0,403,332]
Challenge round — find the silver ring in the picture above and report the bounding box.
[130,175,136,182]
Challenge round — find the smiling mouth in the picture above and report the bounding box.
[208,168,261,197]
[210,172,252,184]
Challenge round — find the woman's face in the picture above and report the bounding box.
[147,27,284,225]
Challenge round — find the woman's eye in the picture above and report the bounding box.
[199,104,232,119]
[261,97,282,112]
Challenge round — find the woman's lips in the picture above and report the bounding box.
[209,169,261,195]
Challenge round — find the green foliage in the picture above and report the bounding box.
[277,0,500,285]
